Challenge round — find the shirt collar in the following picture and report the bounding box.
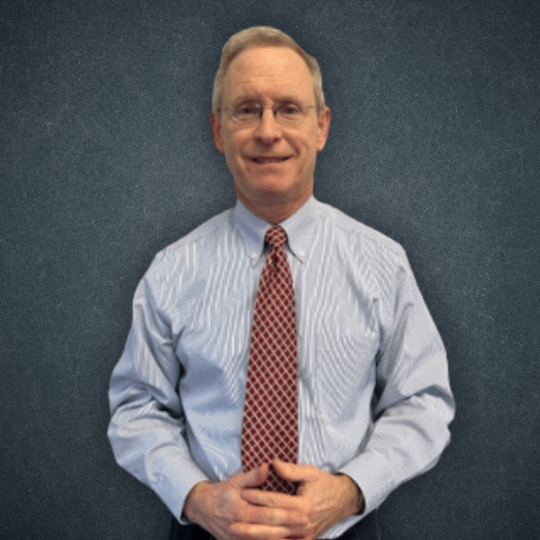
[233,196,319,267]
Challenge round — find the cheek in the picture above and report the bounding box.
[227,135,249,158]
[297,137,318,164]
[224,140,242,163]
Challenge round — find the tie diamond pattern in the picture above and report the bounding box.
[241,225,298,494]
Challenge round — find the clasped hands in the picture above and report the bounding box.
[183,458,362,540]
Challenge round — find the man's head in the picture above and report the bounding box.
[212,27,326,115]
[211,27,331,223]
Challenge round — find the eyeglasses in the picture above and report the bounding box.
[220,101,316,127]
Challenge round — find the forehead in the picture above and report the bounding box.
[223,46,314,103]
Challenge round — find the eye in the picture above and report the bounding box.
[235,102,260,117]
[279,103,301,116]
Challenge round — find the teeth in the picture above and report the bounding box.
[254,157,286,163]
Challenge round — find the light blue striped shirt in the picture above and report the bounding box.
[108,196,454,538]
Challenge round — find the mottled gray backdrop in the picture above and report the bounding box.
[1,0,539,538]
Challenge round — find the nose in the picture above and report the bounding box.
[253,107,282,145]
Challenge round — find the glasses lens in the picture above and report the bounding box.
[234,102,261,124]
[276,104,303,125]
[229,102,313,126]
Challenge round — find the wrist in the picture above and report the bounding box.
[335,473,364,516]
[182,481,212,523]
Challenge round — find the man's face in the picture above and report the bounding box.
[211,46,331,221]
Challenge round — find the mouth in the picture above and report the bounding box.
[250,156,290,164]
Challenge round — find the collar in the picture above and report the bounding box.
[233,196,319,267]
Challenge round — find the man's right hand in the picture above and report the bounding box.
[183,464,309,540]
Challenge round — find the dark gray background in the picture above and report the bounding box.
[1,0,539,538]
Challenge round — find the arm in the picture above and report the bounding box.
[338,258,455,516]
[107,265,209,520]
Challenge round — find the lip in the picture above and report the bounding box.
[249,156,291,163]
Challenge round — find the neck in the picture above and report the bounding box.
[240,197,308,224]
[237,189,312,224]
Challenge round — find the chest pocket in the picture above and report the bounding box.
[314,332,379,423]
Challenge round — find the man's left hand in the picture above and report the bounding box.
[241,458,363,540]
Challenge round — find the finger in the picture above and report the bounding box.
[235,463,271,489]
[230,520,307,540]
[242,489,303,512]
[271,459,311,483]
[246,503,308,526]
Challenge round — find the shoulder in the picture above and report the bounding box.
[313,202,418,317]
[145,208,234,283]
[315,200,407,262]
[164,209,233,254]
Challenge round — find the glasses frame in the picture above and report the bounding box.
[219,100,317,127]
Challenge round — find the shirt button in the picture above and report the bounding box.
[250,251,258,260]
[298,249,306,258]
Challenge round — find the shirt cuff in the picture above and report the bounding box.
[338,450,395,517]
[334,472,365,515]
[155,456,210,523]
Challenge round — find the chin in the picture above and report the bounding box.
[257,184,300,201]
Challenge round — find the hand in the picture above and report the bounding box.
[241,459,363,540]
[183,464,309,540]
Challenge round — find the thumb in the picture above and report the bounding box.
[272,458,309,483]
[235,463,270,489]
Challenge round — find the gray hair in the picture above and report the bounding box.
[212,26,326,114]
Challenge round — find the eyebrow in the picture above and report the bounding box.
[230,95,304,106]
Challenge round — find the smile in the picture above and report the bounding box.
[251,157,290,163]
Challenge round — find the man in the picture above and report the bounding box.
[108,26,454,540]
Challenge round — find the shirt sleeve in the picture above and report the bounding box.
[107,257,209,521]
[338,255,455,516]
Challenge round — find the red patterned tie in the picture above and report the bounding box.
[241,225,298,494]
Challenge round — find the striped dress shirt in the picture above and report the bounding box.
[108,196,454,538]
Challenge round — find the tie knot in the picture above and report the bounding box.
[265,225,287,251]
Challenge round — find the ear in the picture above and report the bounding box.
[211,111,225,153]
[316,107,331,151]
